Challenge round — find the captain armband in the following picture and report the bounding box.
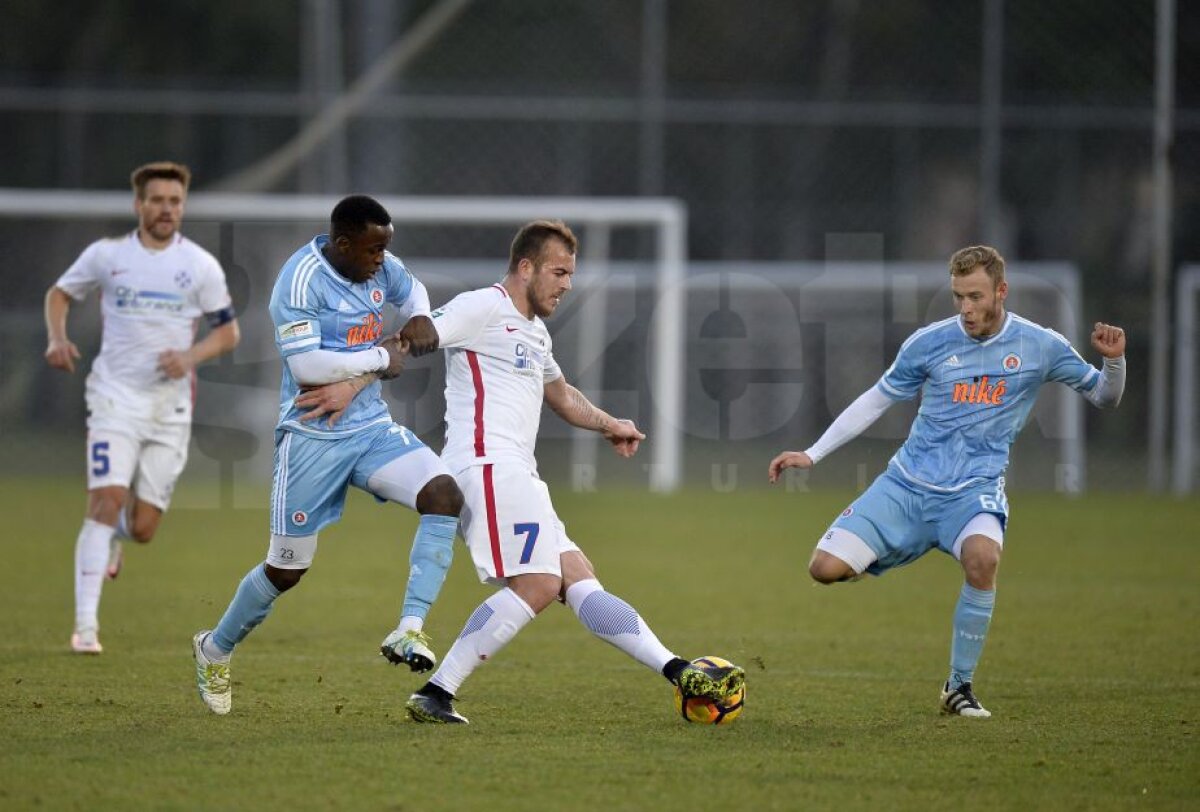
[205,306,237,328]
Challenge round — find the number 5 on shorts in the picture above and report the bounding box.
[91,441,110,476]
[514,523,540,564]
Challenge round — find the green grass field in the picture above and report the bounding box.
[1,477,1196,811]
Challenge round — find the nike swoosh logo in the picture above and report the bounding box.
[504,326,518,333]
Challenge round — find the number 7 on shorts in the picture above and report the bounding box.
[514,523,540,564]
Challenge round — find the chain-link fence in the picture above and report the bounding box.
[0,0,1195,491]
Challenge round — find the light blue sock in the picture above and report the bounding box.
[212,564,281,654]
[949,583,996,689]
[400,514,458,621]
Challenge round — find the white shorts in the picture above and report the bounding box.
[85,419,190,510]
[457,463,580,585]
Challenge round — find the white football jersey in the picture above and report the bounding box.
[433,284,562,473]
[55,231,232,423]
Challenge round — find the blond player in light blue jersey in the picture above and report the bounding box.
[769,245,1126,718]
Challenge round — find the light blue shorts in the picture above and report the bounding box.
[830,467,1008,576]
[269,422,431,537]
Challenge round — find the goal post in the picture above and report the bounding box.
[0,189,689,492]
[1174,265,1200,495]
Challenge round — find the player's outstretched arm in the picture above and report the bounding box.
[768,385,896,483]
[544,377,646,458]
[43,286,81,373]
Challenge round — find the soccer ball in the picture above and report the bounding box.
[673,655,745,725]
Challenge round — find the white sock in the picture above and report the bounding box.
[113,505,132,542]
[565,578,675,673]
[75,519,115,631]
[430,588,536,696]
[398,615,423,633]
[201,631,231,663]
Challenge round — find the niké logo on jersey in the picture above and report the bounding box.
[952,375,1007,405]
[345,313,383,346]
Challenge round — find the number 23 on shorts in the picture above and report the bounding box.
[514,523,540,564]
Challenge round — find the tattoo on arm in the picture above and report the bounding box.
[564,385,610,432]
[349,372,379,393]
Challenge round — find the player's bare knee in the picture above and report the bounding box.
[963,557,999,590]
[86,487,126,526]
[509,574,561,614]
[960,536,1001,589]
[263,563,307,593]
[808,550,854,584]
[129,523,156,544]
[808,559,843,584]
[415,475,464,517]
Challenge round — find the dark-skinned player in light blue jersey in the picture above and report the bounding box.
[192,195,464,715]
[769,245,1126,718]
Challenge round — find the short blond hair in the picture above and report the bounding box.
[130,162,192,198]
[949,245,1005,287]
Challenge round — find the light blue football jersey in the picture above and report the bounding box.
[877,312,1100,492]
[269,235,417,438]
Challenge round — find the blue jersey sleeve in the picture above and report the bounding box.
[1042,328,1100,393]
[383,253,416,308]
[269,266,325,359]
[876,330,929,401]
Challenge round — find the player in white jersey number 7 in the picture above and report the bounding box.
[44,162,241,655]
[769,245,1126,719]
[297,220,746,724]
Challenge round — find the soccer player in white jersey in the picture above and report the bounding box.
[300,220,745,724]
[191,195,464,716]
[43,162,241,655]
[769,245,1126,718]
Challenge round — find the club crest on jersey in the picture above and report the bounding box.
[371,288,384,305]
[346,312,383,346]
[174,269,193,289]
[292,510,308,526]
[514,342,530,370]
[1002,353,1022,372]
[952,375,1007,405]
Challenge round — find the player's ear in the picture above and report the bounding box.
[996,279,1008,302]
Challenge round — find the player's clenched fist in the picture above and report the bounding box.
[1090,322,1125,359]
[377,334,410,379]
[768,450,813,483]
[398,315,439,356]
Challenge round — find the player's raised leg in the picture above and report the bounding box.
[560,553,744,701]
